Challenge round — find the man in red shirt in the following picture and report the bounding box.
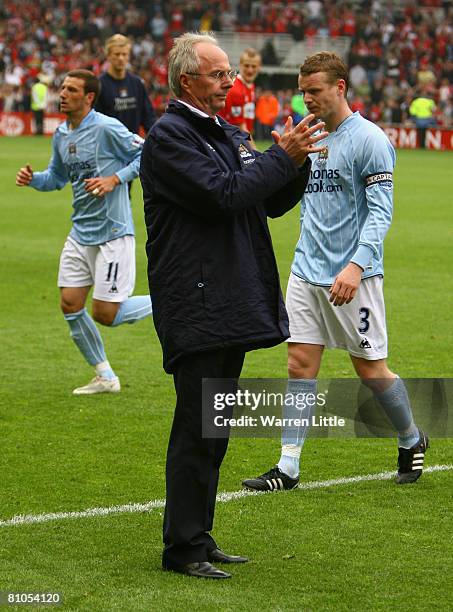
[219,48,261,136]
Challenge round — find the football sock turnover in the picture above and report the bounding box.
[111,295,152,326]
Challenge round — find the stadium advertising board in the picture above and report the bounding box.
[381,125,453,150]
[0,112,66,136]
[2,113,453,149]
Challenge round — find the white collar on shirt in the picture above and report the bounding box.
[177,99,221,125]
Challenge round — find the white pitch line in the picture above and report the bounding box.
[1,464,451,528]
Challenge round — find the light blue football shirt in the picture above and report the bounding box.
[29,110,143,245]
[292,112,396,286]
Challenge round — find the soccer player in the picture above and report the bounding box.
[95,34,156,136]
[242,52,428,491]
[218,47,261,136]
[16,69,152,395]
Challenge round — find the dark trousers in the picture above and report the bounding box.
[33,110,44,135]
[162,347,246,568]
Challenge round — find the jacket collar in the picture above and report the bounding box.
[166,99,244,141]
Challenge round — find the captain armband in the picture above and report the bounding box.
[365,172,393,190]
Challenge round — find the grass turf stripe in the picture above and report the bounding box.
[1,464,451,528]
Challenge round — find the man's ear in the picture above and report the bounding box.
[87,92,96,107]
[337,79,347,96]
[179,74,190,94]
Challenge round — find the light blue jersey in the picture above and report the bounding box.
[29,110,143,245]
[292,112,396,286]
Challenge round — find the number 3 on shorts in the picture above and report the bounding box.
[359,307,370,333]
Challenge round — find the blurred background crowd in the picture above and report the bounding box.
[1,0,452,129]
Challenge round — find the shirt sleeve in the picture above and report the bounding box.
[142,133,300,219]
[350,131,396,270]
[29,134,68,191]
[103,121,144,184]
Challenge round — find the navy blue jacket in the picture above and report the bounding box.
[140,100,311,373]
[96,72,156,134]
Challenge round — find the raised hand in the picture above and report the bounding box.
[271,115,293,144]
[276,113,328,166]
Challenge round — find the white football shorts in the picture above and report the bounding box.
[286,272,388,360]
[57,235,136,302]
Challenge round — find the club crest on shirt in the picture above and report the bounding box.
[238,143,252,158]
[316,146,328,166]
[68,143,77,155]
[119,88,128,97]
[238,143,255,165]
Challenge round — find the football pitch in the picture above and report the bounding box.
[1,137,452,611]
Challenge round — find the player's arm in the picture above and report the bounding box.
[352,135,395,270]
[84,121,144,197]
[17,138,68,191]
[329,134,395,306]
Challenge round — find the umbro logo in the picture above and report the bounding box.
[359,338,372,349]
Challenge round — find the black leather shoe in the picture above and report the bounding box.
[208,548,249,564]
[163,561,231,579]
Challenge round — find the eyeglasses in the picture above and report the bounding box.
[186,70,238,81]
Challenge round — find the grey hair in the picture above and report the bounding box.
[168,32,219,97]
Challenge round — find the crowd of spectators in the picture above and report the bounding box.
[0,0,452,128]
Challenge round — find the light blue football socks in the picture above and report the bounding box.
[374,376,419,448]
[278,378,317,478]
[111,295,152,327]
[65,299,152,379]
[64,308,107,366]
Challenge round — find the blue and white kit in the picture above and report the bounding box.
[292,111,396,286]
[29,109,143,246]
[288,112,396,358]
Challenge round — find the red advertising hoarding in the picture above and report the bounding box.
[382,125,453,150]
[1,113,453,149]
[0,112,66,136]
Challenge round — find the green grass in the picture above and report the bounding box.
[1,138,452,611]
